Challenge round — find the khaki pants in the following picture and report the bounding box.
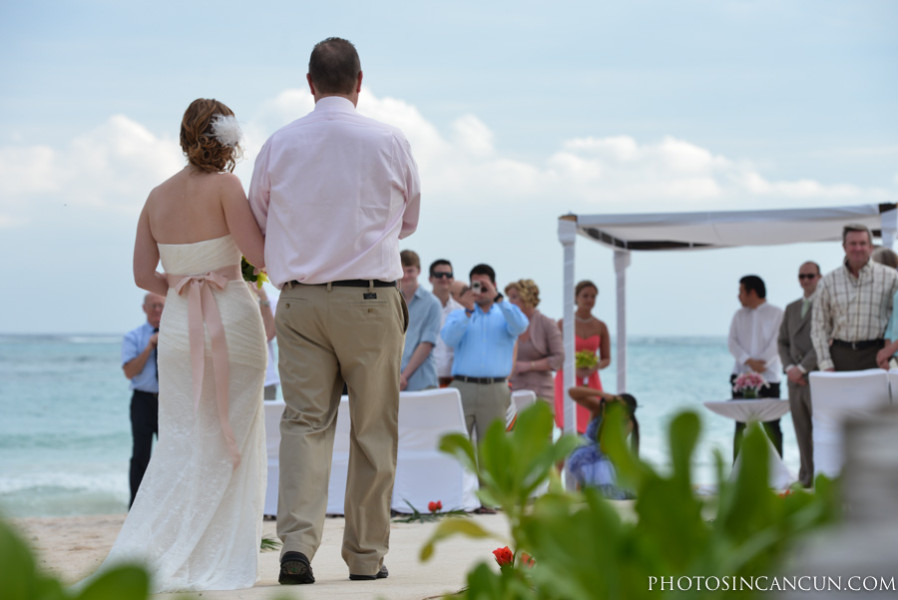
[275,283,407,575]
[450,380,510,443]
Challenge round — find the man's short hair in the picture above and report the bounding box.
[740,275,766,299]
[872,247,898,269]
[469,263,496,284]
[843,223,873,245]
[429,258,452,278]
[308,37,361,95]
[802,261,821,275]
[400,249,420,269]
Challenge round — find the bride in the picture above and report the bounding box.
[95,99,267,592]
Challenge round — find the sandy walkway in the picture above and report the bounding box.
[12,513,511,600]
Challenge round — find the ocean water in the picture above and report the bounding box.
[0,334,801,518]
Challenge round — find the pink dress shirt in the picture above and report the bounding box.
[248,96,421,287]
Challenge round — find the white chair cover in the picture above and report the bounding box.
[888,369,898,400]
[263,401,286,517]
[391,388,479,513]
[511,389,537,413]
[264,390,479,516]
[809,369,891,479]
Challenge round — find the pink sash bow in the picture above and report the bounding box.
[168,265,242,469]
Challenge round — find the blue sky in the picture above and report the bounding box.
[1,0,896,335]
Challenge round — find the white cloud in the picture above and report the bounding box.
[0,115,182,227]
[450,115,495,158]
[0,90,892,232]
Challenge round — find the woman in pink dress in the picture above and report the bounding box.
[554,280,611,433]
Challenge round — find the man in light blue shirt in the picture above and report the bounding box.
[399,250,442,390]
[441,263,528,442]
[121,292,164,508]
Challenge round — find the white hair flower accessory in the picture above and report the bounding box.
[210,114,242,147]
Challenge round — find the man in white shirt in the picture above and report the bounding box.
[728,275,784,460]
[428,258,462,386]
[249,37,420,585]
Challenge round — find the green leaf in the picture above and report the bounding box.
[74,565,150,600]
[439,432,479,475]
[420,517,504,561]
[668,410,701,490]
[0,518,66,600]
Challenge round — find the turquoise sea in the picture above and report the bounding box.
[0,334,802,518]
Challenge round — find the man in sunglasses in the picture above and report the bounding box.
[429,259,463,387]
[777,261,821,487]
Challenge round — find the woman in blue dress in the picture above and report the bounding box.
[566,387,639,499]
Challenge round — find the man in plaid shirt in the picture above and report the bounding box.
[811,224,898,371]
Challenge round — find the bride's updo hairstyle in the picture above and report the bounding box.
[180,98,241,173]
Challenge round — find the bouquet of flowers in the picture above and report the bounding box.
[732,372,767,398]
[575,350,598,369]
[241,257,268,289]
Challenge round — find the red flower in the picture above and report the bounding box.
[520,552,535,567]
[778,489,793,498]
[428,500,443,513]
[493,546,513,567]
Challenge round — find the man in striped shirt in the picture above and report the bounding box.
[811,224,898,371]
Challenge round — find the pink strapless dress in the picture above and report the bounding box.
[554,335,602,433]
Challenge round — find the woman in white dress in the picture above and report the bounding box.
[93,98,268,592]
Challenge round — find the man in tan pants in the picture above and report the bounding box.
[248,37,420,584]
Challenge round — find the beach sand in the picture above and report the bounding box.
[11,512,514,600]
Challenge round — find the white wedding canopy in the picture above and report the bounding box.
[556,203,898,435]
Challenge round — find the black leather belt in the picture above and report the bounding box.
[454,376,506,384]
[289,279,397,288]
[831,338,884,350]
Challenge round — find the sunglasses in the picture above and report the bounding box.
[798,274,818,280]
[431,272,453,279]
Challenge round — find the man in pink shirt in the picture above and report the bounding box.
[248,37,420,585]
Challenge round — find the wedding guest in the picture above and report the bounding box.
[813,224,898,371]
[441,263,528,443]
[729,275,784,460]
[777,261,820,487]
[429,259,462,387]
[400,250,441,391]
[566,386,639,499]
[450,279,473,308]
[872,246,898,269]
[121,292,165,508]
[506,279,564,403]
[554,280,611,433]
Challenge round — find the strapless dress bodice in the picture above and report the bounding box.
[158,235,240,276]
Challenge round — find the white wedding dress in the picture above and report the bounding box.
[96,235,267,592]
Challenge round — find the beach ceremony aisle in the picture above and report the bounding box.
[12,512,523,600]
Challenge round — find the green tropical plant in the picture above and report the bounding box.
[0,518,294,600]
[422,401,840,599]
[1,517,149,600]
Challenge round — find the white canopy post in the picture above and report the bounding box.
[613,249,631,392]
[558,216,578,439]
